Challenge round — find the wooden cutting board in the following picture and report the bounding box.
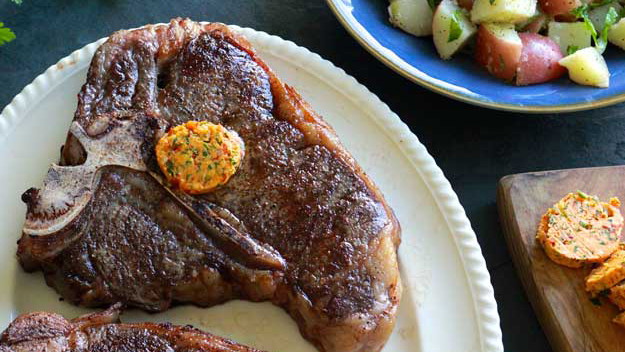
[497,166,625,352]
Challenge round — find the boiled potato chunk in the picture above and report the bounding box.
[559,47,610,88]
[589,2,623,32]
[548,22,592,55]
[432,0,477,59]
[516,33,565,85]
[609,18,625,50]
[389,0,433,37]
[475,23,522,81]
[471,0,537,24]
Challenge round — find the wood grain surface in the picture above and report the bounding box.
[497,166,625,352]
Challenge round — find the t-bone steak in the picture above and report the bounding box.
[16,18,402,352]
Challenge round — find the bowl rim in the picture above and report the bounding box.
[326,0,625,113]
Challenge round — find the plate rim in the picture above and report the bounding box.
[0,23,504,352]
[325,0,625,114]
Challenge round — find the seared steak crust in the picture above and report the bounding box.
[0,305,263,352]
[17,19,401,352]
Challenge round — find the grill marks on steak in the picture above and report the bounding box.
[18,19,401,352]
[0,305,264,352]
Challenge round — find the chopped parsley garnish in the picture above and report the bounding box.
[567,45,580,55]
[165,160,175,175]
[572,5,599,45]
[448,10,464,43]
[0,23,16,46]
[571,4,621,53]
[597,7,620,53]
[1,1,22,47]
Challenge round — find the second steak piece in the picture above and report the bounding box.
[17,19,402,352]
[0,304,262,352]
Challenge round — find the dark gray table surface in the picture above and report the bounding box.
[4,1,625,351]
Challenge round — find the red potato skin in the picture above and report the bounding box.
[516,33,566,86]
[475,25,522,82]
[457,0,474,11]
[540,0,581,16]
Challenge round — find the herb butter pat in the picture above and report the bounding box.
[537,191,624,268]
[156,121,244,194]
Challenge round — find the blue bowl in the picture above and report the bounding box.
[326,0,625,112]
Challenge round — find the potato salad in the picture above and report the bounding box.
[389,0,625,87]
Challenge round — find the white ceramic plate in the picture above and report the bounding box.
[0,25,503,352]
